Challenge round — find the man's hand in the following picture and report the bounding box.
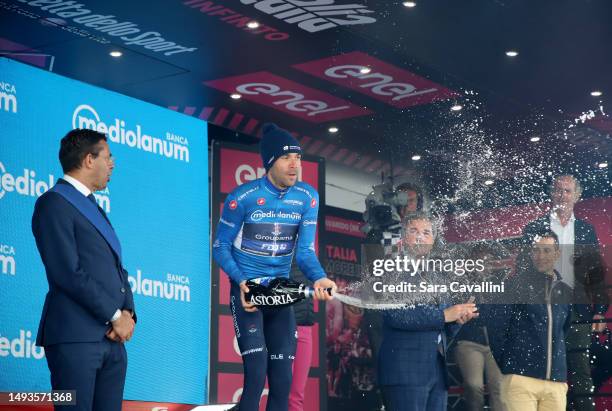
[239,280,258,312]
[313,278,337,301]
[105,328,121,342]
[111,310,135,342]
[123,310,135,340]
[444,303,479,324]
[592,314,607,332]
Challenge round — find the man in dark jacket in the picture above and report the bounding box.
[378,212,478,411]
[490,231,573,411]
[32,129,136,411]
[522,175,608,411]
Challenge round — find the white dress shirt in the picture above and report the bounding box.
[550,211,575,289]
[62,174,91,197]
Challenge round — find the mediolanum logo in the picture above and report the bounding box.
[251,209,274,221]
[0,161,56,201]
[72,104,190,163]
[239,0,376,33]
[0,330,45,360]
[0,81,18,114]
[128,270,191,302]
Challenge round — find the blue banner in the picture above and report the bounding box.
[0,57,209,404]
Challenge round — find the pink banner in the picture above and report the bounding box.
[293,51,458,108]
[219,148,319,193]
[205,72,371,122]
[325,215,365,238]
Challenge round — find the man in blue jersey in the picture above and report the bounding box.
[213,123,336,411]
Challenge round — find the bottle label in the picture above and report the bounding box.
[249,293,297,306]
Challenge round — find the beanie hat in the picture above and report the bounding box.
[259,123,302,171]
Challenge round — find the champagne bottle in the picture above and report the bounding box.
[245,277,331,307]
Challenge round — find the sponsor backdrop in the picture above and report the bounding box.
[322,207,379,410]
[0,58,209,404]
[209,141,327,411]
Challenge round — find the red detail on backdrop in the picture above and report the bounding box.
[219,268,230,305]
[218,314,242,364]
[325,215,365,238]
[293,51,458,108]
[220,148,319,194]
[0,38,50,69]
[0,400,195,410]
[444,197,612,289]
[216,374,320,411]
[311,322,320,368]
[217,373,267,410]
[205,72,371,122]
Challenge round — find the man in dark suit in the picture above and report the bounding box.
[32,129,136,411]
[378,212,478,411]
[522,175,608,411]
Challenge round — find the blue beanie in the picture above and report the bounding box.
[260,123,302,171]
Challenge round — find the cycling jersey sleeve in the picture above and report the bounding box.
[213,193,246,284]
[295,191,326,282]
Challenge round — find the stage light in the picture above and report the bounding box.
[530,136,540,142]
[505,50,518,57]
[591,90,603,97]
[403,2,417,7]
[328,127,339,133]
[411,155,421,161]
[450,104,462,111]
[109,51,122,58]
[230,93,242,100]
[247,21,260,29]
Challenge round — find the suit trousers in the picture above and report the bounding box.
[45,339,127,411]
[382,354,448,411]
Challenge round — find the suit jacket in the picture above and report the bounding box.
[32,179,135,346]
[378,303,460,387]
[522,215,608,317]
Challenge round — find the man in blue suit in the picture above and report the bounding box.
[32,129,136,411]
[378,212,478,411]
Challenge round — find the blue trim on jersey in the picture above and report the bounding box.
[213,176,326,284]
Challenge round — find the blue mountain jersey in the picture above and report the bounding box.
[213,176,326,284]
